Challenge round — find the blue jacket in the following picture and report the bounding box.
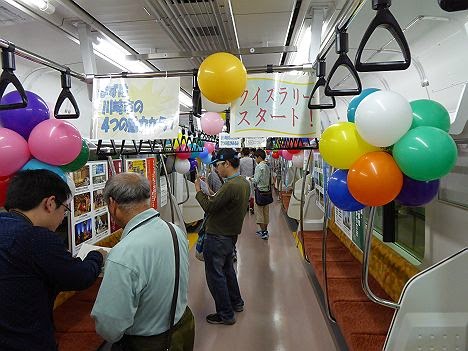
[0,212,103,351]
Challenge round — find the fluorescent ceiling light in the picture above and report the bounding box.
[18,0,55,14]
[93,37,149,73]
[290,24,312,65]
[179,92,192,108]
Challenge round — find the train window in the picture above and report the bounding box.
[363,205,425,261]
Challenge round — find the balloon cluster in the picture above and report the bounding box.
[0,91,88,206]
[173,137,216,174]
[197,52,247,136]
[321,89,456,210]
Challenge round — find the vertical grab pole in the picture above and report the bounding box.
[322,173,336,323]
[159,154,175,223]
[362,207,400,309]
[299,151,313,262]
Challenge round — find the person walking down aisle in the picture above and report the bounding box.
[91,173,194,351]
[0,170,104,351]
[195,149,250,325]
[251,149,271,240]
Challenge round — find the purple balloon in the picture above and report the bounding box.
[0,91,50,139]
[396,176,439,206]
[189,159,198,172]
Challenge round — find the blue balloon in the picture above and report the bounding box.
[396,176,439,206]
[201,154,212,165]
[327,169,365,211]
[189,159,198,172]
[198,147,209,159]
[347,88,380,123]
[21,159,67,182]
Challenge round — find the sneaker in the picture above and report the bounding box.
[233,304,244,312]
[232,252,237,262]
[261,231,269,240]
[206,313,236,325]
[255,230,263,236]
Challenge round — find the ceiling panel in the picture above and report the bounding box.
[230,0,295,15]
[241,53,282,67]
[235,13,292,47]
[72,0,152,23]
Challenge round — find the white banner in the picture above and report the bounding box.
[230,73,320,137]
[219,132,242,148]
[92,77,180,139]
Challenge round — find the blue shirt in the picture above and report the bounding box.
[91,209,189,343]
[0,212,103,351]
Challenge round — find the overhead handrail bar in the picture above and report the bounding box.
[324,28,362,96]
[362,207,400,309]
[299,151,313,263]
[54,68,80,119]
[178,174,190,206]
[0,39,86,81]
[0,44,28,111]
[322,167,337,323]
[308,59,336,110]
[355,0,411,72]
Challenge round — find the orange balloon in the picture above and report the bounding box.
[347,152,403,206]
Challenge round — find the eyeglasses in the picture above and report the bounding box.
[61,203,71,215]
[215,161,225,168]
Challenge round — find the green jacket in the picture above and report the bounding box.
[196,175,250,236]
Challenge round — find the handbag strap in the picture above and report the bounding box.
[163,221,180,350]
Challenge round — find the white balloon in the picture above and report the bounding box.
[174,159,190,174]
[202,94,230,112]
[292,152,304,168]
[355,90,412,147]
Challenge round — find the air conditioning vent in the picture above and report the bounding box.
[170,0,210,4]
[191,26,220,37]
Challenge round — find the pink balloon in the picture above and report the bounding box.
[28,120,82,166]
[201,112,224,135]
[204,142,215,154]
[175,146,191,160]
[0,128,30,176]
[282,150,293,161]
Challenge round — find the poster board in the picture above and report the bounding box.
[125,157,158,209]
[70,161,111,256]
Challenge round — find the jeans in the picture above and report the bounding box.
[203,234,243,321]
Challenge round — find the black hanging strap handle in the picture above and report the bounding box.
[0,44,28,111]
[54,68,80,119]
[355,0,411,72]
[325,30,362,96]
[308,59,336,110]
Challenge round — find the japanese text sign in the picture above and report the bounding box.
[219,132,242,148]
[92,77,180,140]
[231,73,320,137]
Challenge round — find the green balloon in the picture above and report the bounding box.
[61,139,89,172]
[410,99,451,132]
[393,126,457,181]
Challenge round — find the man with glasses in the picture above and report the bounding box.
[195,148,250,325]
[0,170,105,351]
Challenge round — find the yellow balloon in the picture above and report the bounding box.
[198,52,247,104]
[220,112,226,121]
[319,122,380,169]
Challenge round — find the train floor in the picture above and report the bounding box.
[189,200,339,351]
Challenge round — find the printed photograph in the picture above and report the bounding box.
[92,163,107,185]
[94,213,109,235]
[72,165,90,188]
[343,211,351,232]
[127,159,146,176]
[93,188,106,211]
[75,218,92,245]
[74,192,91,217]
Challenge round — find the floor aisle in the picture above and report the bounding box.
[188,200,339,351]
